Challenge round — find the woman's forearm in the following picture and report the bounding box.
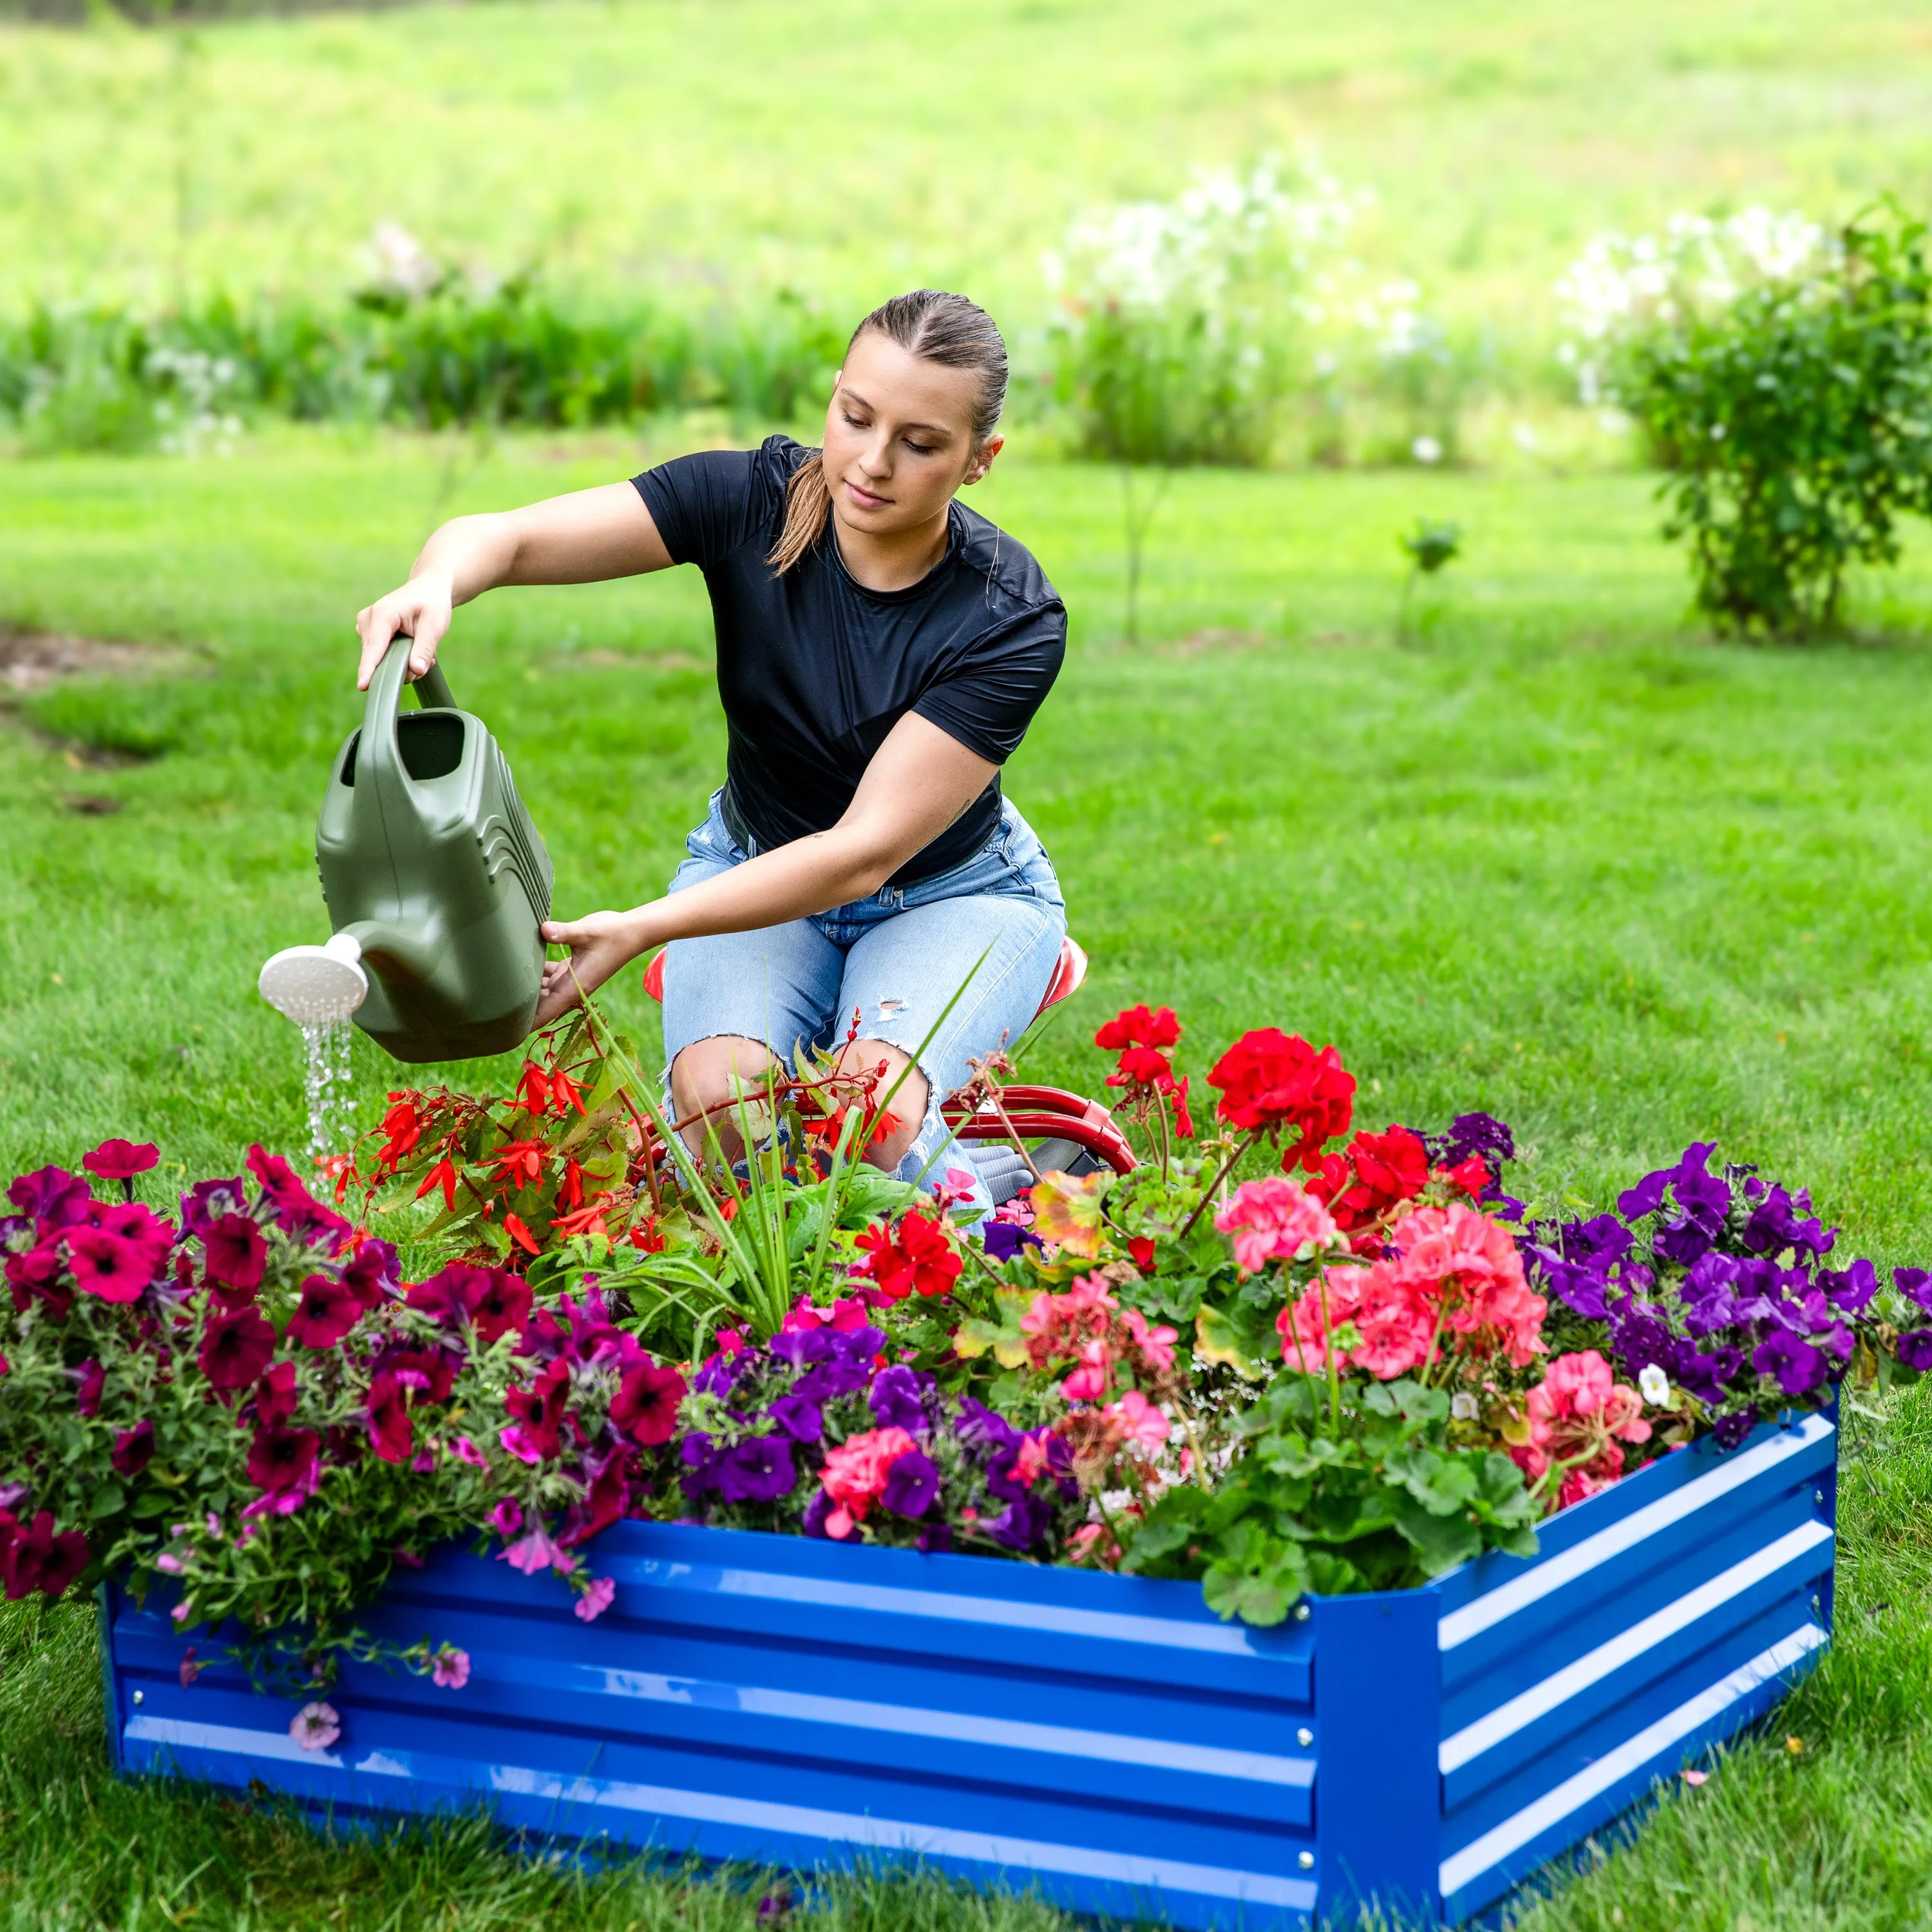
[411,515,521,607]
[623,829,898,955]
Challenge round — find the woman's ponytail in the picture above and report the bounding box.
[766,289,1007,577]
[768,450,834,575]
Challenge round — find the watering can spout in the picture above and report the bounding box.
[258,932,369,1026]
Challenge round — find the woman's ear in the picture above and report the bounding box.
[962,433,1005,487]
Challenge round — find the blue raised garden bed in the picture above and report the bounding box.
[100,1410,1837,1927]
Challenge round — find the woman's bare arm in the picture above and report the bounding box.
[354,482,670,688]
[532,712,1001,1027]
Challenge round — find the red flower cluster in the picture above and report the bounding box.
[855,1211,962,1301]
[1207,1029,1355,1171]
[1307,1126,1430,1235]
[1094,1005,1193,1138]
[0,1508,90,1602]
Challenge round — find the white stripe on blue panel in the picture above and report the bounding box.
[1440,1519,1833,1772]
[1439,1415,1833,1651]
[1437,1622,1826,1899]
[122,1714,1318,1911]
[654,1564,1275,1656]
[591,1669,1314,1786]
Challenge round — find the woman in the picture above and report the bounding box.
[353,290,1067,1205]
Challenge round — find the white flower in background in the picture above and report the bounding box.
[365,220,442,303]
[1639,1363,1671,1407]
[1450,1391,1479,1421]
[144,345,245,458]
[1411,433,1443,465]
[1554,207,1833,404]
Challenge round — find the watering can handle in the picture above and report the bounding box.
[361,632,459,815]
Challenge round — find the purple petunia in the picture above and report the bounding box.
[880,1450,938,1519]
[1711,1406,1759,1451]
[1752,1328,1828,1399]
[982,1222,1043,1264]
[1895,1269,1932,1316]
[1898,1329,1932,1373]
[868,1365,932,1435]
[717,1437,797,1505]
[763,1394,825,1443]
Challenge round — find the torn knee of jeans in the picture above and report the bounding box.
[874,996,909,1021]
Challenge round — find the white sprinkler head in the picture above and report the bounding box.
[258,933,368,1025]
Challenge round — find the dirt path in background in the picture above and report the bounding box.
[0,628,200,696]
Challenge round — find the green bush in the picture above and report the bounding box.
[0,281,849,450]
[1615,204,1932,636]
[1045,162,1352,468]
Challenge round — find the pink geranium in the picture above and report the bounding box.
[1216,1177,1340,1274]
[1278,1202,1545,1382]
[819,1426,918,1537]
[1105,1390,1171,1451]
[1511,1350,1651,1499]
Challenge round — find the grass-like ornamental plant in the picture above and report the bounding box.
[1613,202,1932,635]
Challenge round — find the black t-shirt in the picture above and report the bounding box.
[632,435,1065,884]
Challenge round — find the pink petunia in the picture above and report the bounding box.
[83,1139,160,1183]
[574,1576,616,1623]
[66,1229,152,1304]
[486,1497,523,1537]
[431,1646,471,1689]
[498,1528,573,1576]
[289,1701,341,1751]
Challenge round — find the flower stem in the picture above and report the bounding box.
[1175,1131,1261,1245]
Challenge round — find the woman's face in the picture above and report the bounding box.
[820,328,1003,539]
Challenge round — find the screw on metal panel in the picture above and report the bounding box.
[1298,1852,1314,1870]
[1294,1604,1311,1622]
[131,1690,144,1705]
[1297,1727,1314,1748]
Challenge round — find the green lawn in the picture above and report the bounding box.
[7,435,1932,1927]
[6,0,1932,333]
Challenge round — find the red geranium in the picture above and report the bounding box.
[1308,1126,1430,1233]
[856,1211,962,1301]
[1094,1006,1181,1052]
[611,1358,687,1446]
[198,1305,276,1391]
[1207,1028,1356,1170]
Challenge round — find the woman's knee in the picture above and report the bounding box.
[670,1035,779,1153]
[837,1037,929,1171]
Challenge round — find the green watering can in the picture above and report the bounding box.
[256,634,553,1063]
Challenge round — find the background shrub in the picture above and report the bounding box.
[1612,205,1932,635]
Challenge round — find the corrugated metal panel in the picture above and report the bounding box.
[1435,1414,1837,1920]
[106,1525,1321,1931]
[100,1415,1837,1931]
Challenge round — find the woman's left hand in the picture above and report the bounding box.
[534,910,647,1028]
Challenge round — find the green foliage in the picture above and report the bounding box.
[1616,204,1932,636]
[1121,1374,1539,1622]
[0,285,849,450]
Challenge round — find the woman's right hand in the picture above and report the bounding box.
[355,571,455,690]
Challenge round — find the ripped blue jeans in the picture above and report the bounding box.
[658,790,1068,1210]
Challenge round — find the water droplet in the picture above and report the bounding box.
[300,1018,355,1165]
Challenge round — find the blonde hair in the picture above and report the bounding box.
[767,289,1009,575]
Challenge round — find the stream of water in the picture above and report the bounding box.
[300,1018,355,1166]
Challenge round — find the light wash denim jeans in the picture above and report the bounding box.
[659,789,1067,1211]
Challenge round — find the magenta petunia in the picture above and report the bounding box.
[611,1358,687,1447]
[203,1214,267,1296]
[66,1229,152,1304]
[7,1166,91,1229]
[82,1140,160,1183]
[366,1372,413,1464]
[246,1423,321,1495]
[574,1575,616,1623]
[111,1420,155,1477]
[404,1264,491,1329]
[339,1237,400,1309]
[252,1359,299,1427]
[0,1510,90,1602]
[198,1306,277,1392]
[287,1274,361,1350]
[74,1359,106,1417]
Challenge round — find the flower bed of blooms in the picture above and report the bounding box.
[3,1004,1922,1747]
